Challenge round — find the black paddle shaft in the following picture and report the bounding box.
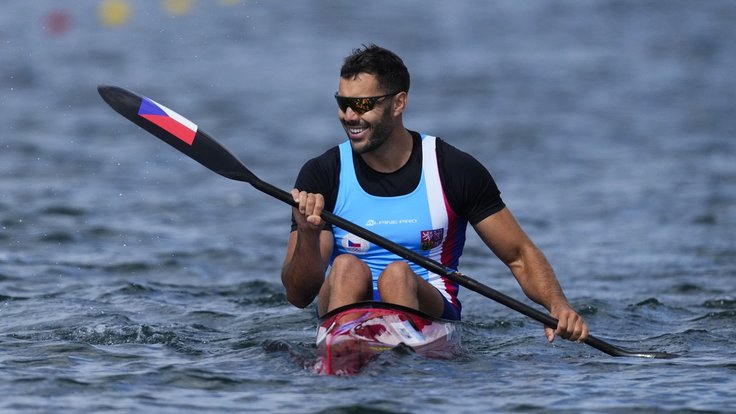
[98,85,678,359]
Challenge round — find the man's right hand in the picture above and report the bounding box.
[291,188,325,230]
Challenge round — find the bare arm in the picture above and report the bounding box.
[473,207,589,342]
[280,189,334,308]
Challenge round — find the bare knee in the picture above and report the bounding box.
[330,254,371,282]
[378,261,417,291]
[382,261,413,278]
[325,254,372,293]
[319,254,372,314]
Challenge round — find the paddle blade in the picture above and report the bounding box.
[97,85,256,183]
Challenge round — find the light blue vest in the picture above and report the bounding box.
[331,134,466,307]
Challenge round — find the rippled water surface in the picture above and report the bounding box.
[1,1,735,413]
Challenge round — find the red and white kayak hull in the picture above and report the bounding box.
[314,301,461,375]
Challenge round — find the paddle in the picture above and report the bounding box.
[97,85,677,359]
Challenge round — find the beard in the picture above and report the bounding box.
[348,108,393,155]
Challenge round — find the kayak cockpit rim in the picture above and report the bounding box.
[317,301,459,324]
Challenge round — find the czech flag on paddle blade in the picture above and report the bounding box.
[138,97,198,145]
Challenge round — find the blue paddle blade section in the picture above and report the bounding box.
[137,96,198,146]
[97,85,256,183]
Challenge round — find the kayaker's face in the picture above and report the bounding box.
[336,73,398,155]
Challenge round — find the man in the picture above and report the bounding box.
[281,44,588,343]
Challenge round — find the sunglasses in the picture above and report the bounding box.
[334,92,400,115]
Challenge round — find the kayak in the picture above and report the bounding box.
[314,301,461,375]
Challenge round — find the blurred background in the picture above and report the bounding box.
[1,1,734,412]
[3,0,733,284]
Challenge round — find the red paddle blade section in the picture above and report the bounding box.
[314,304,460,375]
[137,97,198,145]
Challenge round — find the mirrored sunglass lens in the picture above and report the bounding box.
[335,97,353,113]
[335,96,375,114]
[336,98,347,112]
[353,98,374,113]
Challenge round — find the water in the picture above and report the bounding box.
[1,0,735,412]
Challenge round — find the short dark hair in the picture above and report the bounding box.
[340,44,410,94]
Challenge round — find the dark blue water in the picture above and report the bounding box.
[2,1,735,412]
